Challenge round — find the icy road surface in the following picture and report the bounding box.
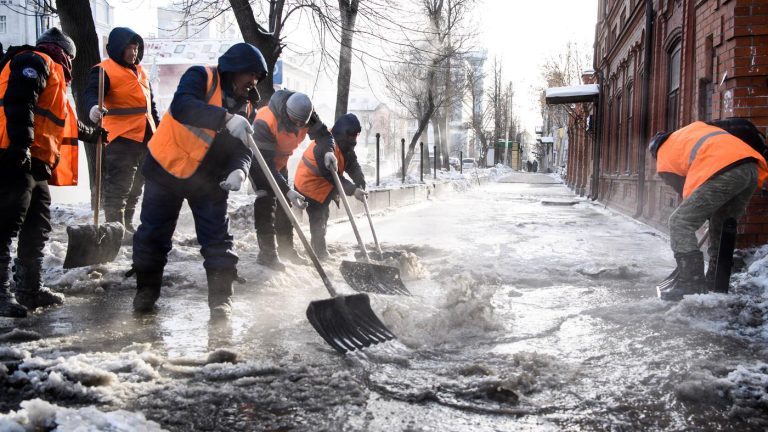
[2,172,768,431]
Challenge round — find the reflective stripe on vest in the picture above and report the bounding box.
[294,140,345,203]
[0,50,77,185]
[147,66,221,179]
[99,59,156,142]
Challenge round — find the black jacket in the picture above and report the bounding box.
[84,27,160,144]
[0,45,99,179]
[141,65,253,197]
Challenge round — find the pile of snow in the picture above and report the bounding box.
[0,398,164,431]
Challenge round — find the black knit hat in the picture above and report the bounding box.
[37,27,76,59]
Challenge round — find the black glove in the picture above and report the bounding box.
[96,127,109,143]
[0,147,32,172]
[247,87,261,106]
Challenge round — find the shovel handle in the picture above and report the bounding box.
[330,169,370,262]
[93,67,105,227]
[362,197,383,256]
[246,135,337,297]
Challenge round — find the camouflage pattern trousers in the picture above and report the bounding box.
[670,162,758,259]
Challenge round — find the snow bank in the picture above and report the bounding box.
[0,398,164,431]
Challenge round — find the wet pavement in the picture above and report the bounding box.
[2,172,768,431]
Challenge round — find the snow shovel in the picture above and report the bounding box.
[359,195,403,261]
[247,135,395,354]
[655,225,709,294]
[63,68,124,269]
[330,170,410,296]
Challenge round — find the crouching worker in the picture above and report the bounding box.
[650,119,768,301]
[249,90,337,270]
[131,43,267,319]
[294,114,367,260]
[0,28,104,317]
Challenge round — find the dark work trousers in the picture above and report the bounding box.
[670,162,757,258]
[103,138,147,222]
[132,179,237,273]
[305,198,331,255]
[0,170,51,275]
[251,167,292,238]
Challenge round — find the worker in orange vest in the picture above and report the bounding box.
[131,43,267,320]
[85,27,160,234]
[0,28,104,318]
[650,119,768,301]
[294,113,367,259]
[249,90,336,270]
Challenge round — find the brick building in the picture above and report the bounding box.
[559,0,768,247]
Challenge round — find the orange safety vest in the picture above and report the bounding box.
[294,140,345,203]
[253,107,308,171]
[0,50,78,186]
[148,66,223,179]
[99,58,156,143]
[657,121,768,198]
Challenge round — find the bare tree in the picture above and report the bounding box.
[463,56,492,164]
[383,0,475,175]
[334,0,359,120]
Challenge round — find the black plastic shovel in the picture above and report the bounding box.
[247,136,395,354]
[64,68,124,269]
[330,170,410,296]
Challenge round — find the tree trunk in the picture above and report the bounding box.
[55,0,100,208]
[229,0,283,107]
[436,112,449,170]
[335,0,359,121]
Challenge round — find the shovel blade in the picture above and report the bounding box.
[63,222,125,269]
[340,260,410,296]
[306,293,396,354]
[354,250,404,261]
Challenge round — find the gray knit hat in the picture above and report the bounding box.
[285,92,313,125]
[37,27,76,59]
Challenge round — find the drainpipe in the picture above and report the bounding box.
[590,68,604,201]
[634,1,655,218]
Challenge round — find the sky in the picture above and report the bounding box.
[110,0,599,134]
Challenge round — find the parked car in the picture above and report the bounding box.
[462,158,476,171]
[448,157,460,170]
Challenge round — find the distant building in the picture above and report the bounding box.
[157,6,240,40]
[0,0,114,58]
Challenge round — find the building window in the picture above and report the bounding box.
[174,45,186,54]
[605,100,613,172]
[625,86,634,173]
[666,41,682,131]
[699,79,713,122]
[0,16,6,34]
[615,93,622,173]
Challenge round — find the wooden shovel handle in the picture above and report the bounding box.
[93,67,105,227]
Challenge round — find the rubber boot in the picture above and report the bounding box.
[256,233,286,271]
[123,207,137,234]
[277,234,309,266]
[104,207,125,227]
[311,235,329,261]
[13,258,64,310]
[705,255,716,293]
[660,251,705,301]
[0,263,27,318]
[133,270,163,313]
[207,268,235,321]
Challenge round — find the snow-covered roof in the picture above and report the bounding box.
[545,84,600,105]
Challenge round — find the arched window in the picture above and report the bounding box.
[666,41,682,130]
[625,84,633,172]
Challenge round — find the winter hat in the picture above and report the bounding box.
[218,43,268,80]
[332,113,362,141]
[285,92,313,125]
[37,27,76,59]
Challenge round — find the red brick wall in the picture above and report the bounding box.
[565,0,768,247]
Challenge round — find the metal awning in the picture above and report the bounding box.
[545,84,600,104]
[537,137,554,144]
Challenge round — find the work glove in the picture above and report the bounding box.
[219,169,246,191]
[0,147,31,172]
[225,113,254,148]
[323,152,338,171]
[286,189,308,209]
[353,187,368,202]
[89,105,108,124]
